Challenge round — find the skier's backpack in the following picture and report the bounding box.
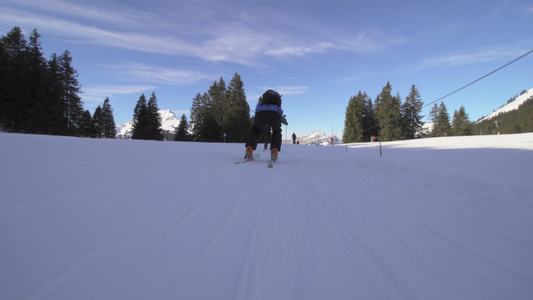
[261,89,282,106]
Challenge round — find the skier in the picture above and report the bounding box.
[244,89,285,162]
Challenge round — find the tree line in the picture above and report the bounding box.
[126,81,533,142]
[0,26,116,138]
[342,82,477,142]
[429,102,473,137]
[190,74,251,142]
[130,92,164,141]
[0,27,252,142]
[4,26,529,143]
[130,73,252,143]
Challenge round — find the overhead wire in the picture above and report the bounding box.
[361,48,533,135]
[422,48,533,109]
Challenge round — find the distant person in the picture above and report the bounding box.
[244,89,286,162]
[292,132,296,144]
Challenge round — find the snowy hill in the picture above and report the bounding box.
[116,109,181,139]
[478,88,533,122]
[1,132,533,299]
[296,130,341,145]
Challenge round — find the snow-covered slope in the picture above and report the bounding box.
[1,133,533,299]
[116,109,180,139]
[478,88,533,122]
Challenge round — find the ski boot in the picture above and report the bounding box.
[244,146,254,160]
[270,148,279,162]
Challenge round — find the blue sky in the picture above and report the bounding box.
[1,0,532,138]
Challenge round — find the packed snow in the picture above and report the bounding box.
[1,132,533,299]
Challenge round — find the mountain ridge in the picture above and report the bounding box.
[477,88,533,122]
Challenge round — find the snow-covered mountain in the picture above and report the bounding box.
[295,131,341,145]
[116,109,181,139]
[478,88,533,122]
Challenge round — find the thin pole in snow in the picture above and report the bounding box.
[285,124,288,152]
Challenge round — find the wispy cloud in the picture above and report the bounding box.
[82,85,158,103]
[247,86,309,104]
[0,8,204,58]
[396,46,529,73]
[268,86,309,96]
[101,62,213,85]
[486,1,510,20]
[265,43,333,57]
[330,30,408,54]
[338,70,379,83]
[0,0,401,66]
[4,0,168,29]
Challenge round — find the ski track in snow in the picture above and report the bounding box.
[1,133,533,299]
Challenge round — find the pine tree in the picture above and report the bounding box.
[131,93,164,141]
[374,82,402,141]
[343,91,367,143]
[190,92,219,141]
[223,73,251,142]
[147,92,164,141]
[79,109,93,137]
[362,96,377,141]
[190,78,230,142]
[101,97,116,138]
[201,91,220,141]
[342,96,357,143]
[175,114,190,141]
[429,103,439,137]
[0,27,85,136]
[452,106,473,136]
[401,85,425,139]
[190,93,203,140]
[205,78,226,141]
[92,105,103,138]
[430,102,452,137]
[26,29,48,133]
[0,33,7,128]
[131,94,148,140]
[45,53,66,134]
[0,27,28,132]
[58,50,83,135]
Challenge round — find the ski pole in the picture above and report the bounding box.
[285,124,288,152]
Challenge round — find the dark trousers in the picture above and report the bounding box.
[245,110,282,150]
